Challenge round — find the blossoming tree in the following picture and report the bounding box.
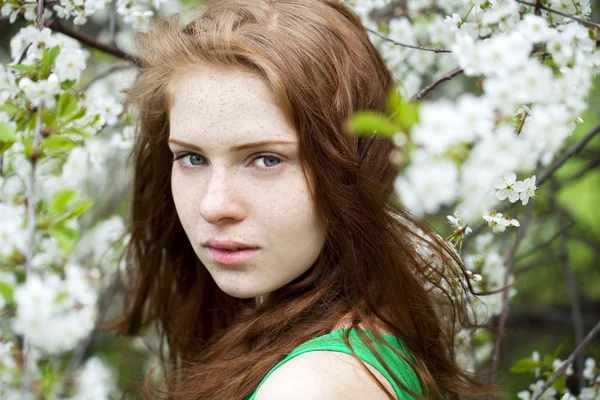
[0,0,599,398]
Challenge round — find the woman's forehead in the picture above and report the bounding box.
[168,66,298,146]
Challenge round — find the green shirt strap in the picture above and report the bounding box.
[246,327,422,399]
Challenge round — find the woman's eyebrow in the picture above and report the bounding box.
[167,138,297,152]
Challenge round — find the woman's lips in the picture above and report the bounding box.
[206,247,259,265]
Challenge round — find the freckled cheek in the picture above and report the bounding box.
[170,171,200,226]
[259,179,317,226]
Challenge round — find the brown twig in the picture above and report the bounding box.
[513,256,558,274]
[515,0,600,30]
[514,221,575,262]
[21,4,47,394]
[570,234,600,258]
[464,122,600,253]
[44,17,141,66]
[62,275,120,394]
[412,67,464,100]
[109,0,118,46]
[532,319,600,400]
[552,182,586,391]
[366,28,452,53]
[81,64,135,92]
[17,43,33,64]
[489,200,535,383]
[562,157,600,183]
[537,122,600,187]
[37,0,44,30]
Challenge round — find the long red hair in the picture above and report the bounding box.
[104,0,503,398]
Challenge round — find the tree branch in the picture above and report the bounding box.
[62,275,120,395]
[514,221,574,262]
[36,0,44,30]
[532,319,600,400]
[515,0,600,30]
[489,200,535,383]
[513,256,558,274]
[553,182,585,391]
[109,0,118,46]
[366,28,452,53]
[44,18,141,67]
[81,64,135,92]
[464,123,600,252]
[570,234,600,258]
[562,157,600,183]
[538,122,600,187]
[21,4,47,392]
[412,67,464,100]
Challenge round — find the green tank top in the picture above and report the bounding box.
[245,327,422,399]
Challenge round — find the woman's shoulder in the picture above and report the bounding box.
[253,321,414,400]
[253,348,397,400]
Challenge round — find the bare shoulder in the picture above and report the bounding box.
[254,350,397,400]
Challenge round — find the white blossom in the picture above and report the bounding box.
[12,265,98,354]
[483,211,520,233]
[517,14,553,43]
[55,47,87,82]
[395,154,459,217]
[18,73,61,108]
[0,204,27,259]
[513,175,537,205]
[494,171,521,203]
[552,358,574,376]
[88,95,124,126]
[72,356,116,400]
[0,65,18,103]
[447,211,471,234]
[10,26,55,65]
[583,357,596,381]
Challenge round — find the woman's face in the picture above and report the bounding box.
[168,64,326,299]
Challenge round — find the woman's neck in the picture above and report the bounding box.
[255,295,268,307]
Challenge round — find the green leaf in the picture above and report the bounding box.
[0,123,17,153]
[0,102,20,116]
[49,189,78,215]
[42,110,57,128]
[55,291,69,305]
[57,92,78,118]
[44,46,61,70]
[61,79,77,90]
[0,281,15,305]
[50,225,79,252]
[474,329,494,344]
[41,135,79,154]
[6,64,35,73]
[347,111,398,137]
[552,344,564,359]
[388,88,419,130]
[69,200,93,218]
[510,358,541,373]
[63,107,87,124]
[64,126,93,138]
[543,354,554,368]
[553,375,567,393]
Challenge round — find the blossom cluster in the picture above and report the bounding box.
[1,0,169,29]
[346,0,599,387]
[0,6,143,397]
[0,0,598,398]
[348,0,599,224]
[515,352,599,400]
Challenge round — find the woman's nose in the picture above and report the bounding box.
[198,168,246,225]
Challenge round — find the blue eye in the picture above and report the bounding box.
[259,155,281,168]
[172,152,284,171]
[173,152,205,167]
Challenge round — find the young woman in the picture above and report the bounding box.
[106,0,502,398]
